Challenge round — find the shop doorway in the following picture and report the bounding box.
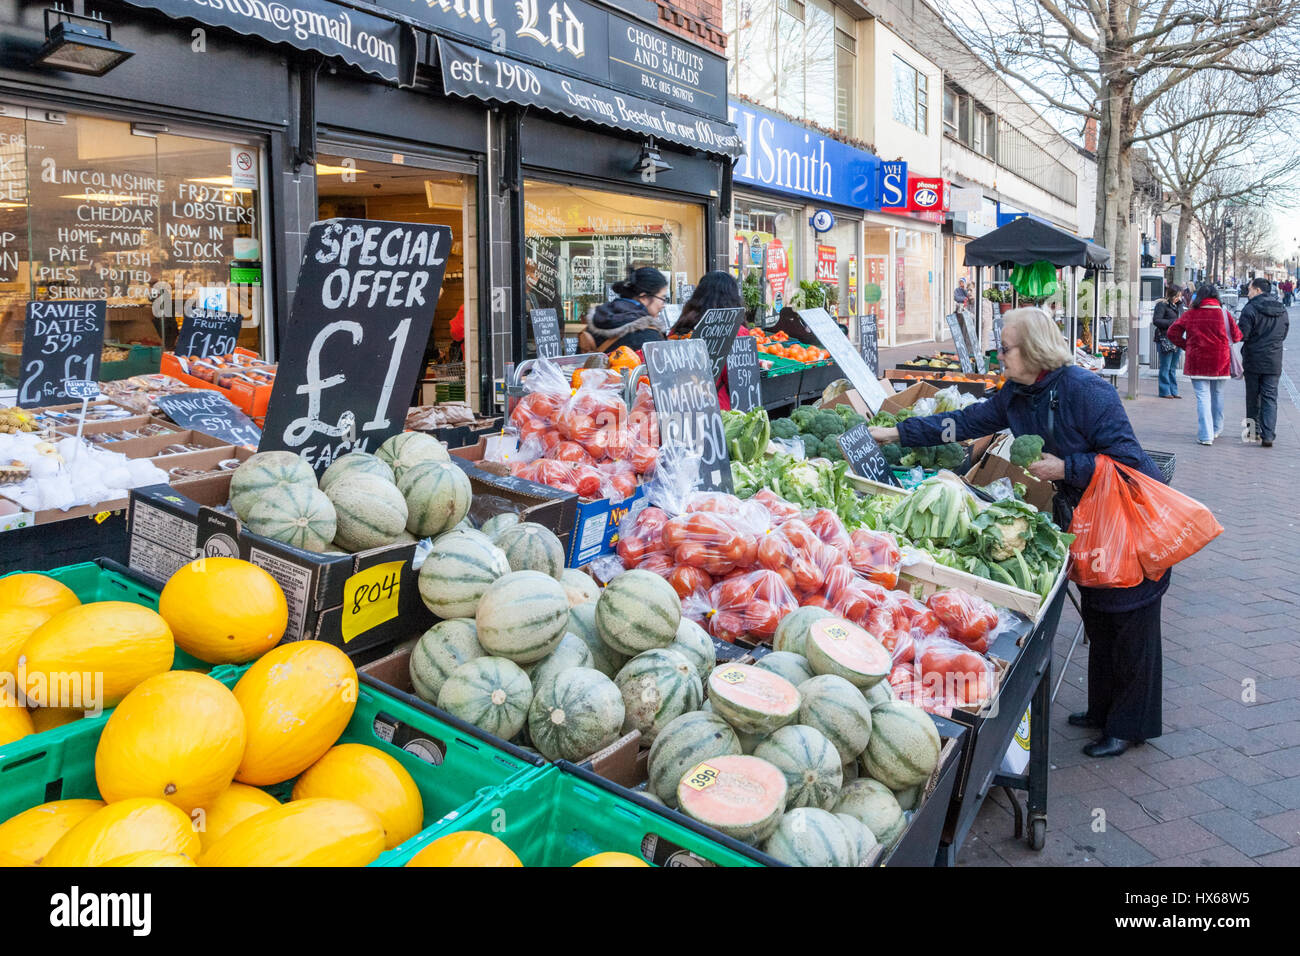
[315,148,479,411]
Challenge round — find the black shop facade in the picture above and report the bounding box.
[0,0,741,412]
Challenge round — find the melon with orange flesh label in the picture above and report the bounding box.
[706,663,800,735]
[804,618,892,689]
[675,754,788,845]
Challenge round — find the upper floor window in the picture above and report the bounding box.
[943,87,961,137]
[893,56,927,134]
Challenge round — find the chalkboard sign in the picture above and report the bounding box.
[858,314,879,379]
[564,336,579,356]
[797,308,889,412]
[945,313,975,373]
[726,335,761,413]
[660,303,682,330]
[158,391,262,447]
[176,309,242,358]
[690,306,746,381]
[529,308,562,359]
[992,316,1004,352]
[837,423,900,487]
[258,219,450,474]
[642,339,732,493]
[17,300,106,409]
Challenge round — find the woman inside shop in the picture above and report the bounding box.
[1166,283,1243,446]
[578,267,669,354]
[869,307,1169,758]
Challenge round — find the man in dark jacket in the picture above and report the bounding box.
[1237,277,1289,447]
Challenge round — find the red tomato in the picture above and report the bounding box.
[674,541,712,570]
[571,464,605,498]
[667,565,713,600]
[910,610,945,637]
[776,567,798,593]
[616,530,660,565]
[752,489,800,522]
[879,630,915,664]
[744,602,782,637]
[629,442,658,474]
[802,593,830,609]
[806,508,847,545]
[757,533,793,571]
[710,611,746,643]
[779,518,819,552]
[637,551,676,577]
[609,473,637,499]
[927,590,997,647]
[712,576,754,610]
[866,606,894,639]
[661,517,690,550]
[918,646,993,706]
[551,441,594,464]
[791,556,824,594]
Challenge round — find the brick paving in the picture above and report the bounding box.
[879,310,1300,865]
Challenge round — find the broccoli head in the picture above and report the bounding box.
[808,409,845,439]
[868,410,899,428]
[934,442,966,470]
[1010,434,1045,468]
[881,442,903,466]
[821,439,845,462]
[790,406,817,431]
[899,445,937,469]
[834,404,866,428]
[770,418,799,440]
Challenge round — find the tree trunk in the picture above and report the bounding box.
[1175,198,1193,287]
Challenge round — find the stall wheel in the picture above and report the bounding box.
[1029,816,1047,851]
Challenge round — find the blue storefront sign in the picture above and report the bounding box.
[880,161,908,209]
[729,102,882,210]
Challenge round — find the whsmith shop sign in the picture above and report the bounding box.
[729,102,883,210]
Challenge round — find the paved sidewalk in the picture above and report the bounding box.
[880,314,1300,866]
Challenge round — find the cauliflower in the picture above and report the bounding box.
[985,515,1031,561]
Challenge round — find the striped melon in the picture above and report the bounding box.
[798,674,874,764]
[866,680,896,706]
[835,812,878,866]
[399,460,472,538]
[676,754,787,845]
[244,483,336,552]
[526,632,594,690]
[700,699,766,754]
[669,618,715,682]
[773,606,833,656]
[614,648,702,745]
[480,513,521,541]
[376,431,450,482]
[495,523,565,579]
[452,518,476,533]
[527,667,625,762]
[595,569,680,657]
[567,602,627,678]
[438,657,533,740]
[833,778,906,847]
[409,619,484,703]
[476,571,571,664]
[894,785,921,812]
[560,569,600,607]
[754,725,842,810]
[805,618,891,689]
[861,701,941,790]
[418,531,510,619]
[647,711,743,806]
[319,452,394,493]
[229,451,316,521]
[761,807,855,867]
[706,663,800,735]
[326,474,408,551]
[755,651,814,688]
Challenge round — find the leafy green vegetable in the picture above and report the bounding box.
[722,408,771,465]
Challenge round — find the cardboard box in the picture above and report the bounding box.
[883,369,995,397]
[965,448,1055,513]
[880,381,940,416]
[127,477,431,657]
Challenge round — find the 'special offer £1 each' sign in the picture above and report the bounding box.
[258,219,450,474]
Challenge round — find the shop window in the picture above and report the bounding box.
[731,195,799,321]
[943,87,961,137]
[523,181,704,333]
[892,56,928,135]
[0,107,265,387]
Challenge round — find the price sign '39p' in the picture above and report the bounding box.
[259,219,450,474]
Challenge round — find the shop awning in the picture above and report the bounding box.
[115,0,417,85]
[963,215,1110,269]
[437,38,744,160]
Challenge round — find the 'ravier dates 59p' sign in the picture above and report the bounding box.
[258,219,450,474]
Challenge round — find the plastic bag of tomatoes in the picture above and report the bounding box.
[683,569,799,644]
[508,358,572,445]
[915,634,998,710]
[847,529,903,590]
[926,589,1001,655]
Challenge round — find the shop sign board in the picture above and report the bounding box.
[116,0,417,84]
[438,40,743,157]
[797,307,888,413]
[230,147,258,190]
[17,300,106,409]
[529,308,563,359]
[259,218,450,474]
[838,423,899,487]
[726,335,761,413]
[880,162,908,209]
[158,391,262,448]
[765,240,789,299]
[642,339,732,493]
[730,102,882,208]
[175,308,242,358]
[816,244,838,284]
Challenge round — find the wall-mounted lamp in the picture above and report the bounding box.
[33,9,134,77]
[634,139,672,176]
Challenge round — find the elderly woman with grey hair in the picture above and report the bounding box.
[870,308,1170,758]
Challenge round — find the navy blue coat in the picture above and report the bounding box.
[898,364,1170,612]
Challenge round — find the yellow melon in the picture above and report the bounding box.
[29,707,82,733]
[0,684,33,746]
[20,602,173,708]
[573,851,649,867]
[406,831,522,867]
[199,798,384,866]
[0,574,79,616]
[233,641,357,786]
[101,850,196,867]
[292,744,423,849]
[159,558,288,664]
[41,798,200,866]
[0,605,53,676]
[95,671,247,812]
[0,799,105,866]
[195,783,281,852]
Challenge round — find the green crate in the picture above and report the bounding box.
[377,764,768,867]
[762,354,807,378]
[0,663,543,855]
[99,344,163,382]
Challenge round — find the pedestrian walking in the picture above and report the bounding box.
[1166,283,1243,446]
[1280,278,1294,307]
[1236,276,1289,448]
[578,267,669,354]
[868,307,1170,757]
[954,277,970,315]
[1152,283,1184,399]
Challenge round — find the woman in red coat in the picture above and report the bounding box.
[1167,283,1242,446]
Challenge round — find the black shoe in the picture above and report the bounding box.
[1083,736,1131,758]
[1262,441,1273,447]
[1068,711,1103,729]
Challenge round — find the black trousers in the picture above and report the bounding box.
[1245,372,1280,443]
[1080,597,1164,742]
